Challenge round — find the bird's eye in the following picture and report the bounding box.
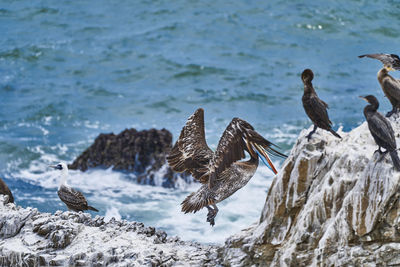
[57,164,63,170]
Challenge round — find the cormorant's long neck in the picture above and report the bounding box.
[363,103,378,118]
[377,68,389,83]
[58,169,69,189]
[303,81,316,96]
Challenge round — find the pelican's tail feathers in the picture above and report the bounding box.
[181,188,215,214]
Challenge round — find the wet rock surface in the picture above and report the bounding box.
[0,196,219,267]
[221,117,400,266]
[68,128,192,188]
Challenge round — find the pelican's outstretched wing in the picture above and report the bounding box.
[206,118,286,188]
[359,54,400,70]
[167,108,214,183]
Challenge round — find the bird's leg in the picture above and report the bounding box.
[374,146,383,154]
[306,125,318,141]
[378,149,389,162]
[386,108,396,117]
[206,204,219,226]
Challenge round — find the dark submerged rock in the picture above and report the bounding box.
[68,128,192,188]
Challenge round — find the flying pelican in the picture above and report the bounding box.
[0,177,14,203]
[301,69,342,141]
[49,163,99,212]
[359,53,400,117]
[167,108,287,226]
[360,95,400,171]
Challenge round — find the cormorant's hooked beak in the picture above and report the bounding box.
[253,143,278,174]
[359,96,367,102]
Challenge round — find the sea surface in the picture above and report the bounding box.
[1,0,400,243]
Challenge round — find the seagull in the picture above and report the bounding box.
[49,162,99,212]
[167,108,287,226]
[359,53,400,117]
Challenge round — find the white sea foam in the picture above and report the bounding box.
[104,206,122,222]
[11,153,279,244]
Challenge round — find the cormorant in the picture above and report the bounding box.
[301,69,342,141]
[359,54,400,117]
[360,95,400,171]
[167,108,287,226]
[49,163,99,212]
[0,177,14,203]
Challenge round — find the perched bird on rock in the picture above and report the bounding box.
[0,177,14,204]
[359,54,400,117]
[360,95,400,171]
[49,162,99,212]
[301,69,342,141]
[167,108,287,226]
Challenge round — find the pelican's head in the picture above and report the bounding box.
[301,69,314,83]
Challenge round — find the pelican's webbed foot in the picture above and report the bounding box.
[206,204,219,226]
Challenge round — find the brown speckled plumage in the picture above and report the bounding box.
[0,177,14,203]
[58,185,98,212]
[167,108,286,226]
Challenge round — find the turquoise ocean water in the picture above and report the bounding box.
[1,0,400,243]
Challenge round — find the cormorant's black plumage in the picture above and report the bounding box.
[361,95,400,171]
[301,69,341,141]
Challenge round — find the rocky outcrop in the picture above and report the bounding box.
[0,195,219,267]
[69,128,191,188]
[6,118,400,266]
[221,117,400,266]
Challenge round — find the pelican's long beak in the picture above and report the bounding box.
[254,143,278,174]
[48,165,59,169]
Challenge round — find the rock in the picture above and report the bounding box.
[0,196,220,266]
[221,117,400,266]
[68,128,192,188]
